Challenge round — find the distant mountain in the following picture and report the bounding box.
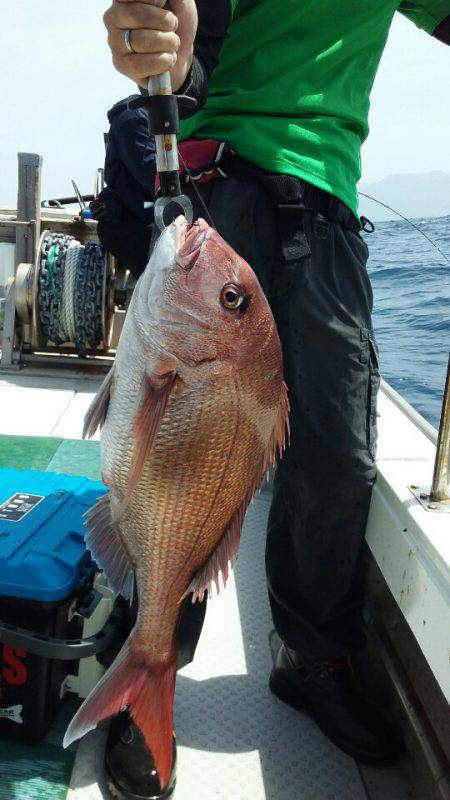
[358,171,450,222]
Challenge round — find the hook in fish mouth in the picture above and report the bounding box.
[177,220,209,272]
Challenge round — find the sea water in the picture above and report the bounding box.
[364,214,450,430]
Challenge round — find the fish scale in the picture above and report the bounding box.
[64,218,289,791]
[131,390,243,586]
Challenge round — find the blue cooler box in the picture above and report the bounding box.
[0,468,107,741]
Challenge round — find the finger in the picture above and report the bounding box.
[104,2,178,33]
[112,50,177,82]
[117,0,166,6]
[109,27,180,56]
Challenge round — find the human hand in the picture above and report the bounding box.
[103,0,198,91]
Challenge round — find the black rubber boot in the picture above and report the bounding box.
[105,711,177,800]
[269,645,403,765]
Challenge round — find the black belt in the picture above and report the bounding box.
[220,149,360,228]
[219,148,365,263]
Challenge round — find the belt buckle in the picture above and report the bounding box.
[313,211,329,240]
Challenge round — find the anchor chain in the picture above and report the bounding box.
[38,232,105,355]
[74,241,105,355]
[39,233,74,345]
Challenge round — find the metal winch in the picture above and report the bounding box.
[15,231,113,357]
[1,153,134,370]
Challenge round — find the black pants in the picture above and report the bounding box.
[160,175,380,663]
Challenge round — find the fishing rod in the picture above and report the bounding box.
[358,191,450,265]
[128,0,197,231]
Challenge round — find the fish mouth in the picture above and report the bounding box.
[176,219,209,272]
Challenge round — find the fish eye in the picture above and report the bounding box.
[220,283,244,310]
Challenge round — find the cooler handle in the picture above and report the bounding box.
[0,596,124,660]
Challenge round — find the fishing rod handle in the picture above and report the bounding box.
[148,0,178,175]
[147,72,180,176]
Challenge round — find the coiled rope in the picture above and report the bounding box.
[38,232,106,355]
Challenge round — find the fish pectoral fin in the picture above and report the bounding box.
[180,382,290,605]
[123,362,178,506]
[85,493,134,599]
[83,366,115,439]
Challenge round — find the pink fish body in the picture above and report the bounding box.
[64,218,289,788]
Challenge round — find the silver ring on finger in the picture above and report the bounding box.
[124,29,135,53]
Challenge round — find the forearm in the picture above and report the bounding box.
[142,0,231,116]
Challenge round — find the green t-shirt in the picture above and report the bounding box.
[180,0,449,217]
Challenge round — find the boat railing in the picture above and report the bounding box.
[430,355,450,503]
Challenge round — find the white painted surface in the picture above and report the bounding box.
[51,389,101,440]
[0,383,75,436]
[366,390,450,702]
[0,372,102,438]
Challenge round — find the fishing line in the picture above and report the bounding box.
[177,148,218,231]
[169,156,450,266]
[358,191,450,265]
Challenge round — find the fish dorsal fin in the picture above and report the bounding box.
[181,382,290,604]
[85,493,134,599]
[265,380,290,470]
[83,367,115,439]
[123,363,177,507]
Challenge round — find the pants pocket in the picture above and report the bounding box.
[346,228,370,267]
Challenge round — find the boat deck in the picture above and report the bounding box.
[0,371,414,800]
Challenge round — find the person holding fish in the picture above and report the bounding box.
[66,1,449,798]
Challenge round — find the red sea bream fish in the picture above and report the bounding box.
[64,217,289,788]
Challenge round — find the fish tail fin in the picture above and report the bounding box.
[130,655,177,790]
[63,636,177,789]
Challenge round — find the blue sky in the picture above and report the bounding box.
[1,2,449,206]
